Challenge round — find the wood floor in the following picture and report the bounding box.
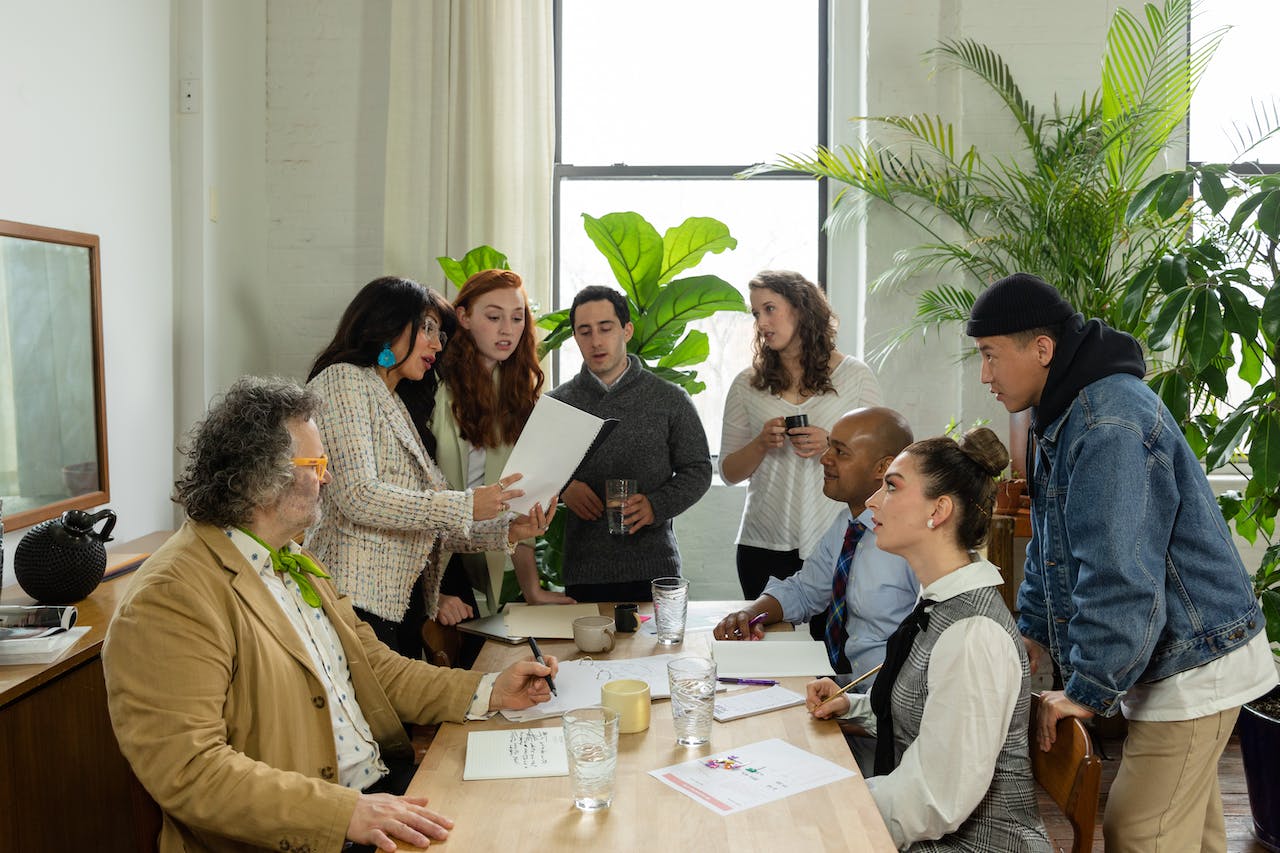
[1036,734,1269,852]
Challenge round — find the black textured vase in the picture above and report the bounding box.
[13,509,117,605]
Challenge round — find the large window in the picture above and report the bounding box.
[1190,1,1279,166]
[553,0,828,453]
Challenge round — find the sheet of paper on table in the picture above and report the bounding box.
[640,600,732,636]
[501,654,682,722]
[501,603,604,639]
[650,738,857,814]
[712,685,805,722]
[498,395,618,515]
[462,728,568,780]
[711,638,836,678]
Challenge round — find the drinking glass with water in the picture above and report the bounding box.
[562,706,620,811]
[606,479,636,534]
[667,656,716,746]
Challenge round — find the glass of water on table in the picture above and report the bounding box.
[651,576,689,645]
[563,706,620,811]
[667,657,716,746]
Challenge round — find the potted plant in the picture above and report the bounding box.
[1126,155,1280,850]
[745,0,1218,356]
[438,211,746,599]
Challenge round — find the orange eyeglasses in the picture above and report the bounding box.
[292,456,328,479]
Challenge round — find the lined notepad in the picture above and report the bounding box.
[711,639,836,678]
[462,728,569,780]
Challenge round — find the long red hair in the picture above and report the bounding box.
[440,269,543,448]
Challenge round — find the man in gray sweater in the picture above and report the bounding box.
[548,286,712,602]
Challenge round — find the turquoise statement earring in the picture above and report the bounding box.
[377,344,396,368]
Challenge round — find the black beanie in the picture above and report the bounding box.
[964,273,1076,337]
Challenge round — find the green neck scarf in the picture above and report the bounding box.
[238,528,330,608]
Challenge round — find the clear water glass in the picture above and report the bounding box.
[651,576,688,645]
[667,656,716,746]
[606,478,636,534]
[562,705,620,811]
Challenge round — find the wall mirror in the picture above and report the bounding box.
[0,219,108,530]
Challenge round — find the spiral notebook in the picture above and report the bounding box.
[713,685,806,722]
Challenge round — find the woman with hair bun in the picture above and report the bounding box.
[807,427,1049,852]
[304,276,553,661]
[431,269,575,639]
[719,270,882,604]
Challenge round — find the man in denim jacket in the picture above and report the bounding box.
[966,273,1275,852]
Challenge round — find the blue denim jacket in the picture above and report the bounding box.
[1017,373,1264,716]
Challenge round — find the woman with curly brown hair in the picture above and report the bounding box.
[431,269,576,631]
[719,270,882,602]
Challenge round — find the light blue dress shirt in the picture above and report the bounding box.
[763,507,920,689]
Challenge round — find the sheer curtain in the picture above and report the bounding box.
[382,0,554,310]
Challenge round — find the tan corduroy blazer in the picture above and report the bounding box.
[102,521,485,853]
[305,363,510,621]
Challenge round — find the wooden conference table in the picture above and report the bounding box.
[403,602,896,852]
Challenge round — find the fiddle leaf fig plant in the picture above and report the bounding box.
[536,211,745,395]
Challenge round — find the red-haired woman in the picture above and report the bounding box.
[431,269,576,632]
[720,271,883,604]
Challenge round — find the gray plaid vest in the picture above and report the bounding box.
[889,585,1050,852]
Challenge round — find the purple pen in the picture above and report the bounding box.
[717,677,778,686]
[747,613,768,627]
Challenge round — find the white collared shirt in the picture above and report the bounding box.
[226,528,387,789]
[841,560,1023,849]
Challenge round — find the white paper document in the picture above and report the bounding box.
[650,738,856,815]
[498,395,617,515]
[640,600,733,636]
[713,685,805,722]
[501,654,678,722]
[501,603,604,639]
[711,639,836,678]
[462,728,568,780]
[0,626,89,666]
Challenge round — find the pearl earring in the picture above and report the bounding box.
[926,518,935,529]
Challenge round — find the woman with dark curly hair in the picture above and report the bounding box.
[430,269,575,632]
[719,270,882,602]
[304,276,553,660]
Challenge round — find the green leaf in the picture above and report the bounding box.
[1205,408,1253,470]
[1198,170,1228,215]
[1218,489,1243,521]
[1155,254,1188,294]
[1240,343,1264,387]
[1198,363,1229,399]
[582,212,664,307]
[1262,284,1280,343]
[535,309,573,359]
[633,275,748,354]
[1126,173,1169,223]
[1219,286,1259,340]
[1156,170,1195,219]
[1185,288,1225,372]
[659,218,737,286]
[1147,286,1192,351]
[1262,589,1280,646]
[1228,191,1268,235]
[1257,189,1280,240]
[643,363,706,395]
[437,246,510,287]
[657,330,711,369]
[1149,370,1190,423]
[1248,410,1280,493]
[1183,422,1208,457]
[1121,264,1157,326]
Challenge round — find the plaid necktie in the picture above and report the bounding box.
[824,519,866,671]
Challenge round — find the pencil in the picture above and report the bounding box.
[814,663,883,712]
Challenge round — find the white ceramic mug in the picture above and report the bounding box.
[573,615,616,653]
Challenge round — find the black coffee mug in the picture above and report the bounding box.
[784,414,809,431]
[614,602,639,632]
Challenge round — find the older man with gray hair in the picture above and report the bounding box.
[103,376,557,853]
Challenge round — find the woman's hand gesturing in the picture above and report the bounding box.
[473,474,525,520]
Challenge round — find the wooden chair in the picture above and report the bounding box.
[1029,692,1103,853]
[421,619,463,668]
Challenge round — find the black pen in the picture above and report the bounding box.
[527,636,557,696]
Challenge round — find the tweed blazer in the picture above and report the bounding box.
[102,521,485,853]
[430,380,531,612]
[305,363,510,621]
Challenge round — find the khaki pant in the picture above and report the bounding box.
[1103,707,1240,852]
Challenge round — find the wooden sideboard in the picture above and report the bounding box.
[0,531,171,853]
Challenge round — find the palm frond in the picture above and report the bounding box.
[929,39,1039,152]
